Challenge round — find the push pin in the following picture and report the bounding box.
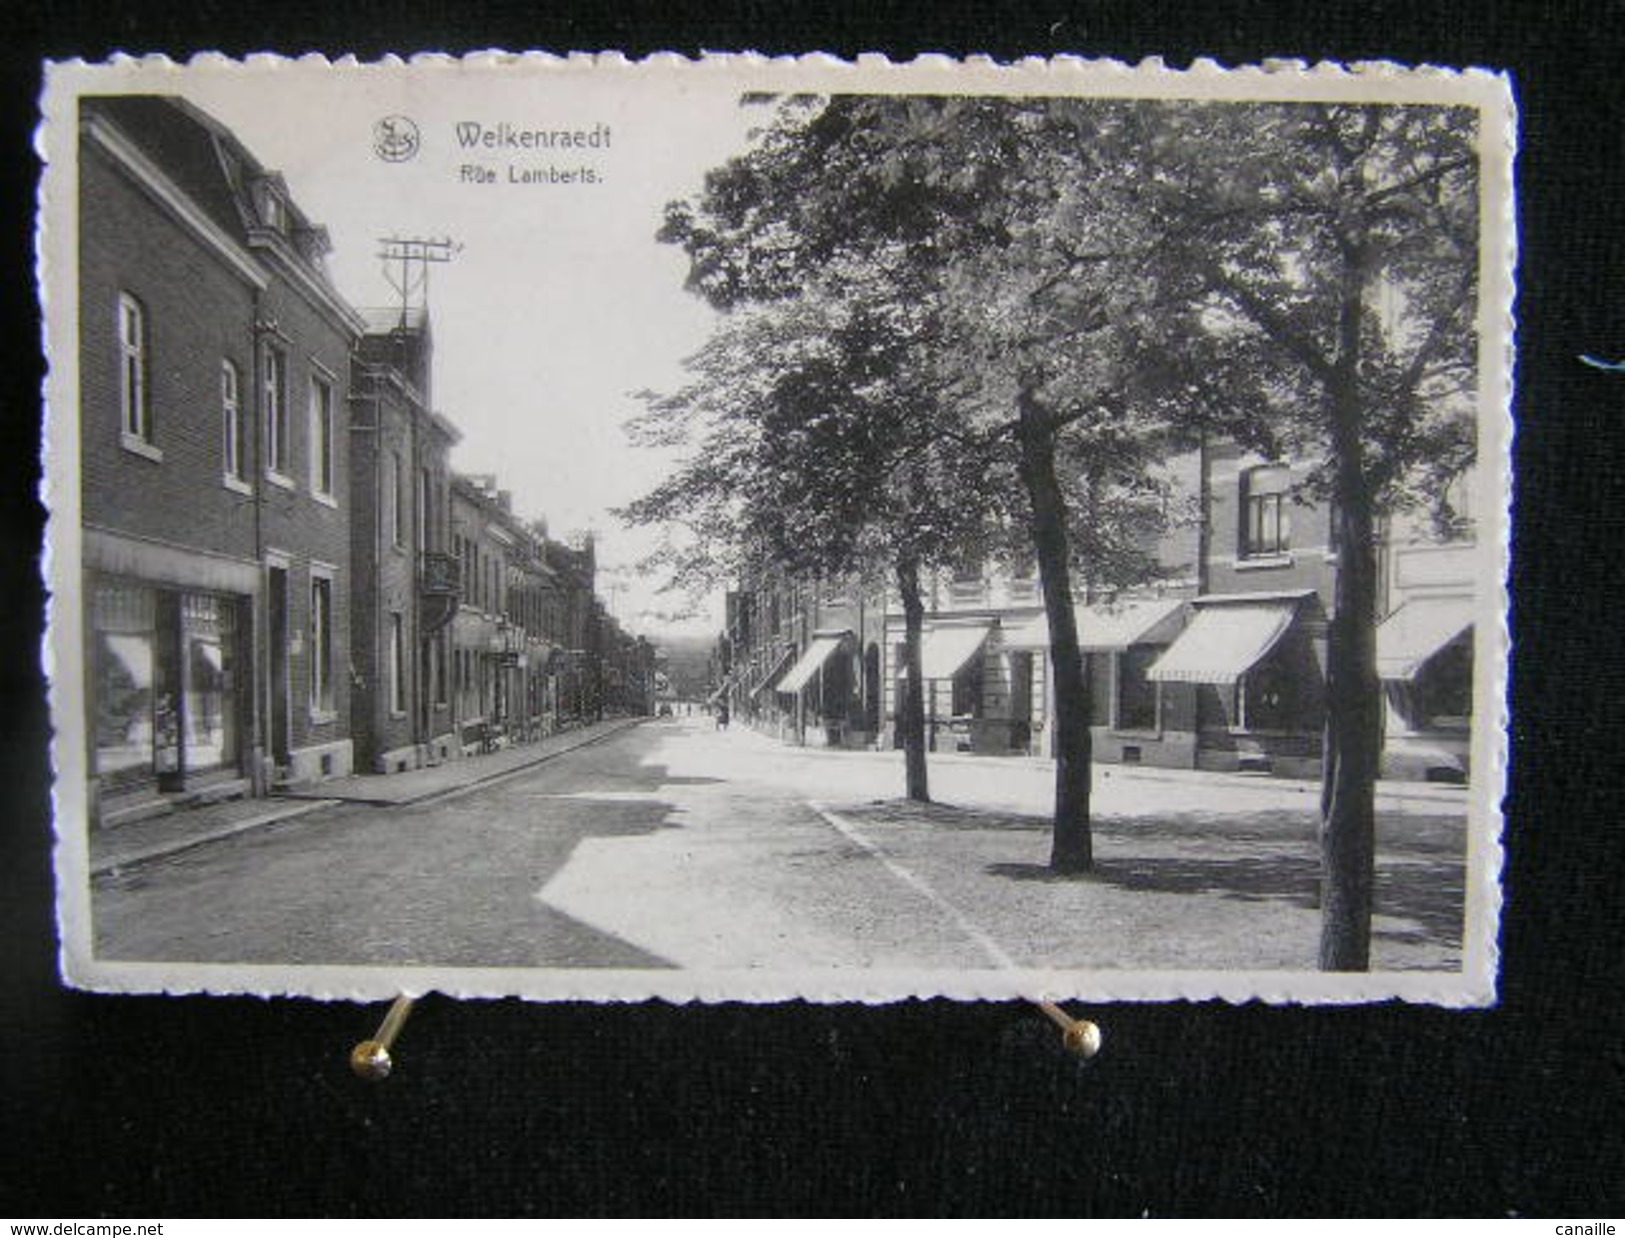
[1033,999,1102,1059]
[350,994,416,1081]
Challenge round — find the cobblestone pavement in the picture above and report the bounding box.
[90,716,1472,974]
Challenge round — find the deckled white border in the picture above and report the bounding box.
[39,52,1516,1007]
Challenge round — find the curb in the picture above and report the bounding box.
[386,717,645,808]
[90,798,338,878]
[92,718,646,876]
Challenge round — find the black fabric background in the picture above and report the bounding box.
[3,1,1621,1218]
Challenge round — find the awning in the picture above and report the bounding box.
[1000,614,1050,650]
[1147,598,1299,685]
[775,632,848,695]
[919,624,991,679]
[1376,597,1473,682]
[1077,598,1186,651]
[1000,598,1186,652]
[749,648,795,697]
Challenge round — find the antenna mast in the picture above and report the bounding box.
[376,236,460,326]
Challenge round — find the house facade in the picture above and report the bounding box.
[717,441,1479,782]
[78,95,362,826]
[348,310,462,773]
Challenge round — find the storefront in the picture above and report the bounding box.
[89,575,249,800]
[1376,595,1474,782]
[1148,590,1326,777]
[773,629,856,746]
[915,621,993,752]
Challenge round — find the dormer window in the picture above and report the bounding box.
[261,190,286,231]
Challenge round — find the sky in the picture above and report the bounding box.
[180,62,768,639]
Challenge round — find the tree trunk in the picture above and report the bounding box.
[1318,251,1382,971]
[1015,387,1093,873]
[896,554,930,803]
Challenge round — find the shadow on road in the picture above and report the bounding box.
[844,797,1466,950]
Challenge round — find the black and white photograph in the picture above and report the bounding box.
[40,54,1513,1004]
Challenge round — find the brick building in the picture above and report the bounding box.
[718,441,1479,782]
[78,95,362,823]
[448,475,576,751]
[348,309,462,772]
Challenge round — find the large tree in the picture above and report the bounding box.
[1128,101,1481,969]
[659,94,1187,872]
[621,283,1010,803]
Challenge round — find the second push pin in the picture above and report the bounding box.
[1034,999,1103,1060]
[350,994,416,1081]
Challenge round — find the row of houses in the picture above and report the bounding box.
[78,94,655,829]
[713,442,1481,784]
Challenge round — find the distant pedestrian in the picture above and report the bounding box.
[716,703,730,730]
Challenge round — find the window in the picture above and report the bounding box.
[117,293,152,447]
[221,361,247,486]
[1415,636,1473,729]
[1240,658,1292,731]
[1439,471,1476,541]
[389,612,406,714]
[418,468,432,551]
[264,345,289,480]
[951,656,984,717]
[390,451,405,547]
[1240,465,1291,558]
[433,635,449,707]
[309,377,335,499]
[261,188,286,231]
[1115,646,1160,732]
[309,573,334,715]
[949,554,984,606]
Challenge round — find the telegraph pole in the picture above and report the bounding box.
[377,236,460,325]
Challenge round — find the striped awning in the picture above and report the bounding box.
[776,633,849,694]
[1376,597,1473,682]
[1147,599,1298,685]
[749,648,796,697]
[1001,598,1186,652]
[919,624,991,679]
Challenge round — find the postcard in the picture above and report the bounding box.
[39,53,1514,1004]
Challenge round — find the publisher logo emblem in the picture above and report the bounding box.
[373,115,421,163]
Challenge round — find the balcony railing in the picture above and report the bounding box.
[420,551,460,633]
[422,551,460,596]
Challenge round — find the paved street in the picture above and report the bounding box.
[92,716,1469,972]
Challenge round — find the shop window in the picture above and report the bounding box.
[1240,464,1291,558]
[221,360,247,486]
[951,656,984,717]
[91,580,158,783]
[310,573,334,716]
[91,583,241,786]
[1415,636,1473,729]
[1115,645,1160,732]
[309,376,335,499]
[117,293,153,450]
[1240,657,1293,731]
[182,592,238,770]
[263,344,289,480]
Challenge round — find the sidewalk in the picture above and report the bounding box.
[717,720,1471,810]
[277,716,643,805]
[90,717,644,876]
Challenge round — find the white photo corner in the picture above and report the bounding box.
[37,53,1515,1005]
